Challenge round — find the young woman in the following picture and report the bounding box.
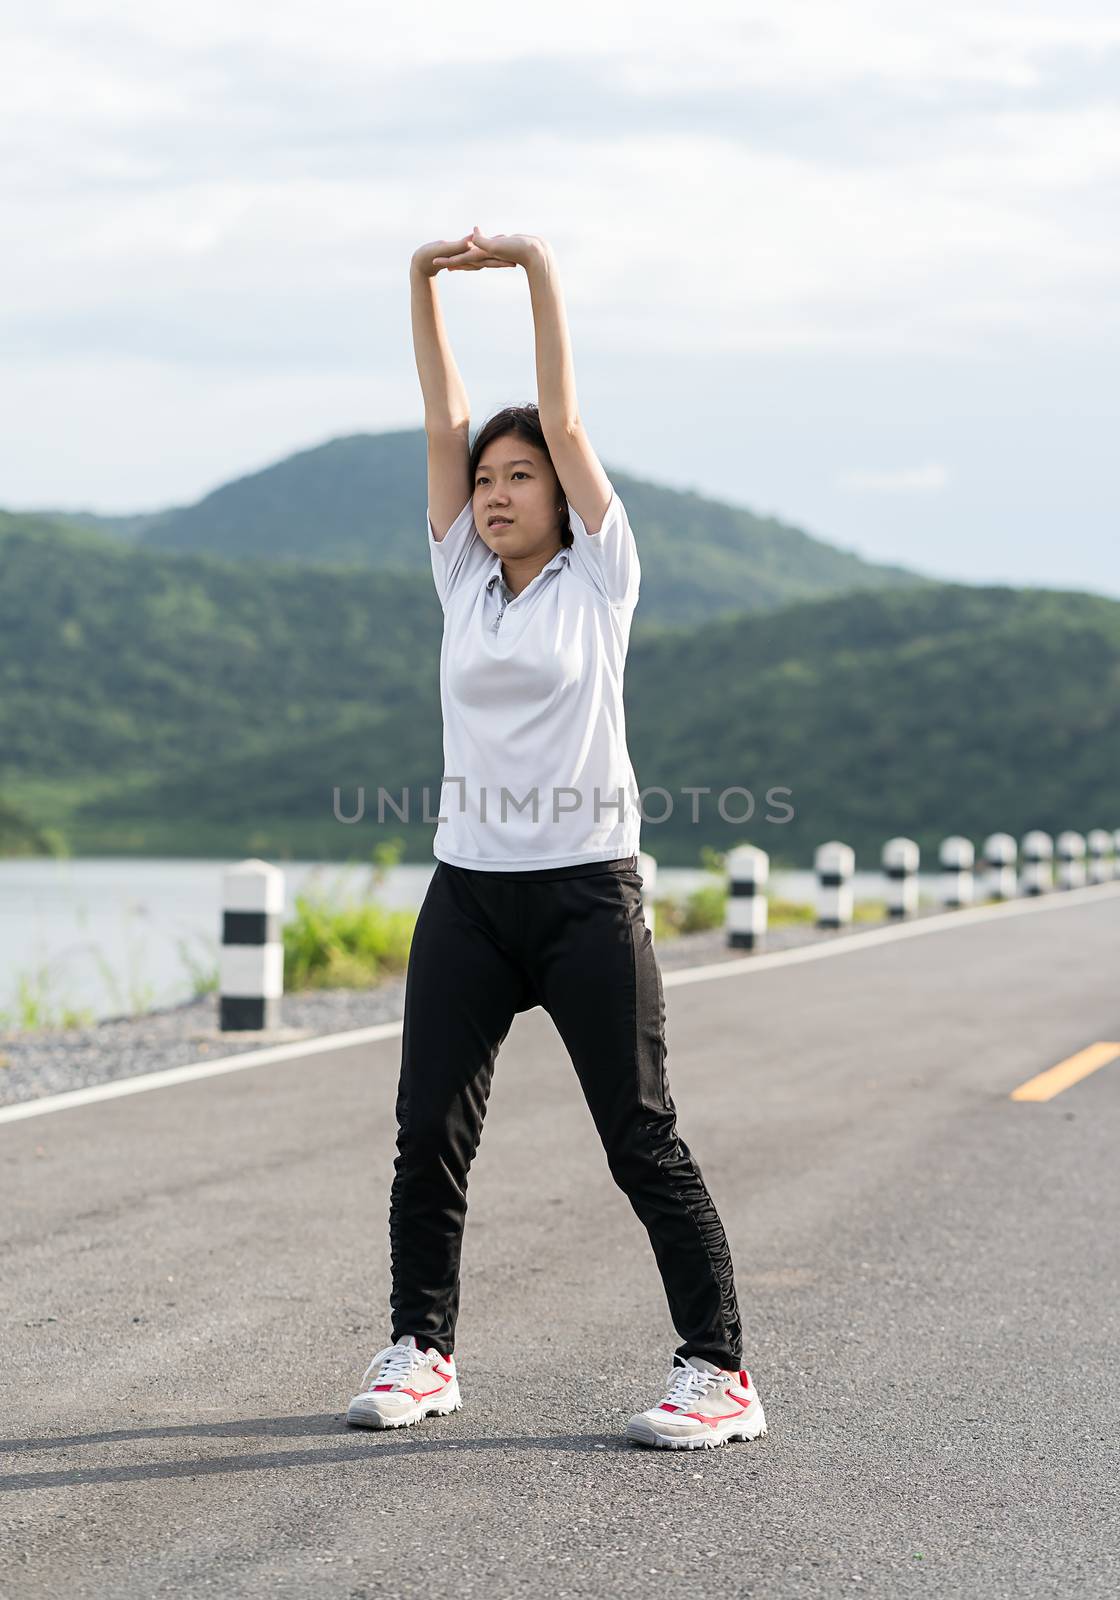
[346,227,767,1451]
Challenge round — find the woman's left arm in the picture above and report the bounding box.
[466,228,613,534]
[525,241,613,533]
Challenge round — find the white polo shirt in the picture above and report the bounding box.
[426,485,643,870]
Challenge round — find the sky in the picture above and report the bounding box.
[2,0,1118,596]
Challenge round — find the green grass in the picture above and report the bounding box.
[0,968,97,1032]
[280,841,416,990]
[650,887,879,936]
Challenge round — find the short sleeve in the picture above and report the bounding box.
[428,499,493,612]
[564,487,640,609]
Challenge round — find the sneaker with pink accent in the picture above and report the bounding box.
[624,1354,768,1449]
[346,1334,461,1430]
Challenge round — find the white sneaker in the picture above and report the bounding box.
[346,1334,461,1430]
[624,1354,768,1450]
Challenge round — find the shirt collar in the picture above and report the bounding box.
[486,548,571,591]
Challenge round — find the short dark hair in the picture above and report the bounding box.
[468,403,573,549]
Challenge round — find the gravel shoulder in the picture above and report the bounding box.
[0,910,946,1109]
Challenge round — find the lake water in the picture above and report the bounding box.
[0,856,941,1026]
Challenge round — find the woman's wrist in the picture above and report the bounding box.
[523,238,554,279]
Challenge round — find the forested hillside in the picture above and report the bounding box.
[3,510,1116,866]
[14,429,933,627]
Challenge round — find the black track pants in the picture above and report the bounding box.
[387,854,744,1370]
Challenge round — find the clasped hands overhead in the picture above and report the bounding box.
[430,226,546,272]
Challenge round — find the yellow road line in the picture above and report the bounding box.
[1011,1042,1120,1102]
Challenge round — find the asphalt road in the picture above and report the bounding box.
[3,887,1119,1600]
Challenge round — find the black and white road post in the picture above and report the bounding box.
[725,844,768,949]
[939,836,974,908]
[1020,831,1054,896]
[881,837,919,919]
[637,850,658,944]
[982,832,1018,901]
[1086,829,1112,886]
[220,858,284,1031]
[1055,831,1087,891]
[815,841,854,929]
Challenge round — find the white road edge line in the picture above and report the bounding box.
[0,1022,404,1126]
[3,878,1117,1126]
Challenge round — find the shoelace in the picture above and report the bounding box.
[362,1341,431,1390]
[662,1362,722,1407]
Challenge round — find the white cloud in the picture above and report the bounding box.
[836,463,951,493]
[0,0,1117,595]
[2,3,1117,369]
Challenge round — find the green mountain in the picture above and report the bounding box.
[22,507,178,544]
[10,429,934,628]
[623,584,1120,865]
[0,792,61,856]
[2,509,1116,867]
[0,510,432,782]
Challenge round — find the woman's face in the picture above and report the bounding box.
[472,437,564,558]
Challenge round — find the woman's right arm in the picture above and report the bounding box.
[410,241,473,541]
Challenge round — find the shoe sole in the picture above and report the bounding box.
[346,1384,462,1431]
[624,1403,768,1450]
